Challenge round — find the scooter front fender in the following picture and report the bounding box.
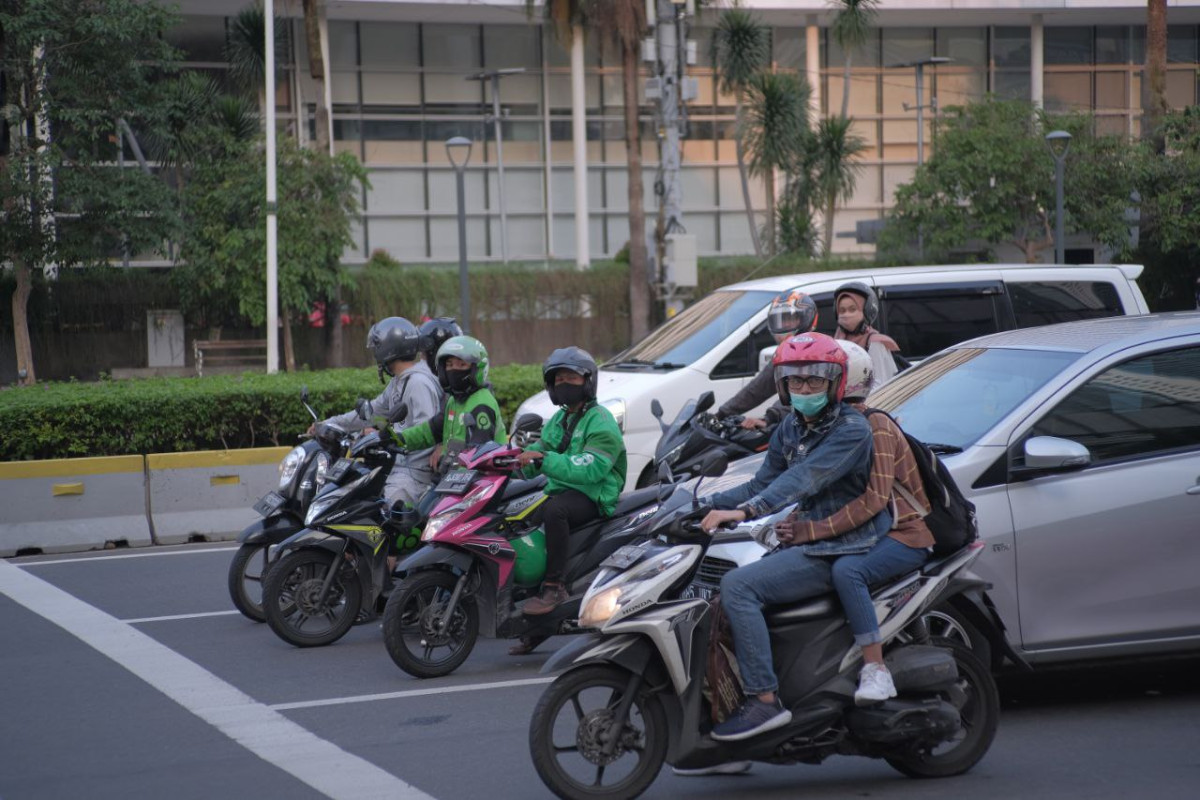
[237,513,305,546]
[395,543,475,577]
[275,528,343,558]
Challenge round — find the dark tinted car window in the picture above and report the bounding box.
[711,321,776,379]
[879,284,1005,360]
[813,292,837,337]
[1009,281,1123,328]
[1029,346,1200,463]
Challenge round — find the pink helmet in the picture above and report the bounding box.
[772,332,848,405]
[835,339,873,402]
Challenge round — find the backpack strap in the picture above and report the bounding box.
[554,406,586,454]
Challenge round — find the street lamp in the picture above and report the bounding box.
[1045,130,1072,265]
[446,136,473,334]
[466,68,525,263]
[889,56,951,259]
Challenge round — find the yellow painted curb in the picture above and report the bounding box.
[0,455,145,480]
[146,447,292,470]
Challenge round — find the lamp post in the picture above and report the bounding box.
[467,68,525,264]
[889,57,951,259]
[446,136,473,334]
[1045,130,1072,265]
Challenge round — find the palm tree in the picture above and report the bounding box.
[226,5,283,113]
[1145,0,1168,148]
[812,115,867,255]
[829,0,879,120]
[302,0,333,154]
[711,8,771,257]
[743,71,812,255]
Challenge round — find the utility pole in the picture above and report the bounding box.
[467,68,525,263]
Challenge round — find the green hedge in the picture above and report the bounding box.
[0,364,545,461]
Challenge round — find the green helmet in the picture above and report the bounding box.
[436,335,489,394]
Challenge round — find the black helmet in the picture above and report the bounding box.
[543,347,599,405]
[834,281,880,328]
[767,290,819,336]
[366,317,421,373]
[418,317,463,370]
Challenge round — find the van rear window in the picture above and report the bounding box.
[882,292,1004,359]
[1008,281,1122,328]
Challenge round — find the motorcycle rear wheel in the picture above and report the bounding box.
[529,665,668,800]
[382,570,479,678]
[885,639,999,778]
[263,549,360,647]
[228,543,272,623]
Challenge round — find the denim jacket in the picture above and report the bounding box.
[708,403,892,557]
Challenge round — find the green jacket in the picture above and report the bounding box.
[522,402,627,517]
[399,387,506,452]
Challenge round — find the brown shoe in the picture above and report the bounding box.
[508,634,550,655]
[523,582,569,616]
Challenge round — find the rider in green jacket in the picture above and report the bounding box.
[516,347,627,624]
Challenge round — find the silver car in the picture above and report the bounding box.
[699,312,1200,667]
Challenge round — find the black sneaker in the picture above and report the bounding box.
[710,697,792,742]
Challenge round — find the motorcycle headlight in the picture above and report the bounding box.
[662,441,685,466]
[278,446,306,492]
[602,398,626,433]
[578,548,692,628]
[313,451,332,489]
[304,496,336,526]
[580,587,623,628]
[420,483,492,542]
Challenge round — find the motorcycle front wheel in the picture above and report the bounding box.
[885,639,1000,778]
[529,665,668,800]
[262,549,360,647]
[227,543,273,622]
[381,570,478,678]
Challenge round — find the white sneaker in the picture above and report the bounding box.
[673,761,754,777]
[854,662,897,705]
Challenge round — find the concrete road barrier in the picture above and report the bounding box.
[146,448,290,545]
[0,456,152,556]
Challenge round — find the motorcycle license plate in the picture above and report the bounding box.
[680,582,717,602]
[254,491,286,517]
[435,469,478,495]
[601,542,652,570]
[326,458,353,482]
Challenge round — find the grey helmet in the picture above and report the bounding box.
[542,347,599,406]
[366,317,421,375]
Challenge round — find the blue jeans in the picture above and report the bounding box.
[719,548,834,695]
[831,537,929,647]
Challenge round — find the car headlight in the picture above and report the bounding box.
[602,398,626,433]
[313,451,332,489]
[278,446,306,492]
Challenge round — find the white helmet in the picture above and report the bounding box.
[836,339,873,401]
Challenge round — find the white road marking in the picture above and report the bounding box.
[0,559,434,800]
[20,546,238,565]
[122,610,243,624]
[270,677,556,711]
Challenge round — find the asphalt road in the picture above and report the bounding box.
[2,543,1198,800]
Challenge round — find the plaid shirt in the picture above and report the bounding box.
[787,403,934,550]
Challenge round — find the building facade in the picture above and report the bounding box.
[172,1,1200,265]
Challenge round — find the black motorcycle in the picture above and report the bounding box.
[644,390,771,486]
[228,388,352,622]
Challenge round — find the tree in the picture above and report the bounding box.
[711,8,771,257]
[878,99,1135,265]
[829,0,879,120]
[1,0,180,385]
[743,71,811,256]
[812,116,867,255]
[1144,0,1169,147]
[226,4,287,117]
[302,0,332,154]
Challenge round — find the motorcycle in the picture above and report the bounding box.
[644,390,771,487]
[528,454,1026,800]
[228,387,352,622]
[260,400,425,647]
[380,414,663,679]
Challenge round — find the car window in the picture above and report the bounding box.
[608,290,776,368]
[878,283,1006,360]
[813,292,837,337]
[711,320,775,379]
[1026,346,1200,464]
[870,347,1079,450]
[1009,281,1123,328]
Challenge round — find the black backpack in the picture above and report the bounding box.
[865,409,978,557]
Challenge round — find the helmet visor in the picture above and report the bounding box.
[767,305,815,335]
[775,362,842,383]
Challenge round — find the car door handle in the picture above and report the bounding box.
[1188,485,1200,496]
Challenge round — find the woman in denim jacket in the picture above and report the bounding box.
[699,332,892,743]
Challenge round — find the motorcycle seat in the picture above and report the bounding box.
[500,474,548,500]
[612,486,660,516]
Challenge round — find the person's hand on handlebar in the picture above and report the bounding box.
[701,508,746,534]
[516,450,545,467]
[739,416,768,430]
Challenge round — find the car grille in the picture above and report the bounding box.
[695,556,737,588]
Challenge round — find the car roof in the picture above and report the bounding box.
[949,311,1200,355]
[720,263,1143,293]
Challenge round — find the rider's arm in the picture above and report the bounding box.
[707,425,789,509]
[397,411,445,450]
[717,361,775,418]
[464,402,502,447]
[394,376,441,434]
[761,399,787,426]
[323,384,391,433]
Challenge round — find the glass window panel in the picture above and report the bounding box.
[544,28,601,68]
[827,73,878,116]
[481,120,543,164]
[994,70,1031,101]
[606,215,630,253]
[993,27,1031,68]
[883,163,916,205]
[367,170,426,213]
[330,70,359,105]
[547,73,602,112]
[936,28,986,67]
[491,215,545,257]
[423,120,487,164]
[368,218,425,261]
[423,24,480,70]
[428,169,488,213]
[550,216,605,260]
[1045,72,1092,111]
[1168,25,1198,64]
[1008,281,1122,328]
[360,22,419,68]
[828,30,880,68]
[329,21,358,67]
[937,69,986,106]
[333,119,362,159]
[718,166,765,209]
[484,24,540,69]
[881,68,927,114]
[429,217,488,261]
[719,211,756,254]
[850,118,879,158]
[424,73,485,106]
[167,15,227,62]
[1095,71,1128,111]
[847,165,881,206]
[1166,69,1197,109]
[1095,114,1129,137]
[773,27,807,71]
[692,213,718,254]
[488,74,542,107]
[361,73,421,107]
[691,27,714,68]
[882,119,918,161]
[680,167,717,210]
[363,120,425,164]
[551,167,604,211]
[1045,27,1093,65]
[346,219,365,258]
[486,168,545,210]
[882,28,934,67]
[1096,26,1131,65]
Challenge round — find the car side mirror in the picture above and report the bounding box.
[1011,436,1091,479]
[650,399,664,420]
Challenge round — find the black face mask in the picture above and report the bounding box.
[446,369,472,393]
[553,383,588,408]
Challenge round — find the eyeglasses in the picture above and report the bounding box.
[785,375,829,391]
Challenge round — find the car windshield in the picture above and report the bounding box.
[607,290,776,369]
[869,347,1080,449]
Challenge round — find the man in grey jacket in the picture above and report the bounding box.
[315,317,443,509]
[716,290,820,429]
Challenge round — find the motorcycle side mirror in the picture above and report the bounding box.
[301,385,320,422]
[514,413,544,435]
[695,391,715,415]
[657,460,674,485]
[650,399,664,420]
[699,452,728,478]
[300,385,309,403]
[656,483,675,503]
[355,397,373,421]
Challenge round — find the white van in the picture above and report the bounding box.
[516,263,1150,490]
